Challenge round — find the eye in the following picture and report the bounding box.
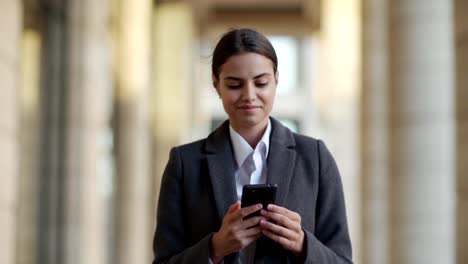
[226,83,242,89]
[256,82,268,87]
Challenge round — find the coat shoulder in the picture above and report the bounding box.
[172,138,207,156]
[291,133,320,153]
[290,132,337,173]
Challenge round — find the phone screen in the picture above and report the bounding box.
[241,184,277,219]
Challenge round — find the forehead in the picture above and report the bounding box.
[219,53,275,78]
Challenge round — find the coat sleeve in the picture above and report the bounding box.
[302,140,353,263]
[152,147,214,264]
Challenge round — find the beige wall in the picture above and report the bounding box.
[0,0,21,263]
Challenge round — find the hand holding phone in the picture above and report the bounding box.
[241,184,277,219]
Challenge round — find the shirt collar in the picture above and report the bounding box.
[229,119,271,168]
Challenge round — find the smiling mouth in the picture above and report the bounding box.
[238,105,260,110]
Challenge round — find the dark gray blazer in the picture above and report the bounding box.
[153,117,352,263]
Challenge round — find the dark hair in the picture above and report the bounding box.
[212,28,278,80]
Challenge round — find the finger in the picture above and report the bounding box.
[238,203,263,219]
[259,219,298,241]
[228,201,241,213]
[261,210,296,230]
[241,233,263,249]
[261,229,294,250]
[224,202,242,224]
[226,202,241,220]
[241,216,267,229]
[266,204,301,221]
[241,226,263,237]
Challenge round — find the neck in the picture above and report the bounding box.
[231,119,268,149]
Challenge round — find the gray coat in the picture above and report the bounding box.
[152,117,352,263]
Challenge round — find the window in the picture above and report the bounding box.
[268,36,299,95]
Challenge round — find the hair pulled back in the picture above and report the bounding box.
[212,28,278,80]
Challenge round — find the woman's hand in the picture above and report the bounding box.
[259,204,305,256]
[210,201,266,263]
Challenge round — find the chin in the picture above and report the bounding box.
[237,116,267,128]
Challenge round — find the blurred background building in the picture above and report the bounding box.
[0,0,466,263]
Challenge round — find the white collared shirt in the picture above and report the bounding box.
[209,120,272,264]
[229,120,271,200]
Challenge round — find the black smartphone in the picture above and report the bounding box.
[241,184,277,219]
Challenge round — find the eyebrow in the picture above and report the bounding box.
[223,73,271,81]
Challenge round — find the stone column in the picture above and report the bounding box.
[152,1,194,212]
[0,1,21,264]
[361,0,389,263]
[455,0,468,263]
[65,0,113,264]
[388,0,455,263]
[317,0,362,261]
[17,24,42,264]
[36,1,69,262]
[114,0,153,263]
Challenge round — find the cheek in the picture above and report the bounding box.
[220,93,237,109]
[260,88,276,103]
[222,90,241,103]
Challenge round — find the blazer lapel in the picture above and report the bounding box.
[266,118,296,206]
[205,118,297,220]
[205,121,238,221]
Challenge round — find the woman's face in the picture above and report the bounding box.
[213,52,278,131]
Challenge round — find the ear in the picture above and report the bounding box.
[274,71,279,86]
[212,74,220,95]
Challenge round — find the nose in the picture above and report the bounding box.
[241,83,256,101]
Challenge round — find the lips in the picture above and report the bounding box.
[238,105,260,110]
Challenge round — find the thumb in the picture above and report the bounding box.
[228,201,241,213]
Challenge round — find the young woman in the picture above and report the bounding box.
[152,28,352,263]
